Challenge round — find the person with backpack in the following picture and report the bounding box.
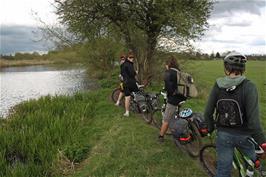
[123,52,139,117]
[115,54,126,106]
[158,56,186,142]
[204,52,266,177]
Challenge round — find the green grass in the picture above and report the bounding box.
[0,60,265,177]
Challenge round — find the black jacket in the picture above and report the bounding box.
[164,68,186,106]
[123,59,137,83]
[120,62,126,78]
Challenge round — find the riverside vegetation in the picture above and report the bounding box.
[0,60,265,177]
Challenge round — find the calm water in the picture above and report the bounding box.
[0,65,95,118]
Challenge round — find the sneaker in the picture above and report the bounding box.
[123,112,129,117]
[158,135,164,143]
[115,101,120,106]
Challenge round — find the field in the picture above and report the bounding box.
[0,60,265,176]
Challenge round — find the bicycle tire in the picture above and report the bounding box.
[111,88,120,103]
[138,101,152,124]
[151,109,171,135]
[152,109,163,129]
[111,88,124,106]
[184,121,202,157]
[199,144,217,177]
[141,111,152,124]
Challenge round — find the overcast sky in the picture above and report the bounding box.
[0,0,266,55]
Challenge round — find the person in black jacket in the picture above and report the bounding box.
[158,56,186,142]
[115,54,126,106]
[123,53,139,117]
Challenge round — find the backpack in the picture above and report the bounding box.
[170,68,198,98]
[215,79,248,127]
[190,112,208,137]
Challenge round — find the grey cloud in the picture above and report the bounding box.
[200,37,241,44]
[0,25,52,54]
[249,39,266,46]
[224,20,251,27]
[211,0,265,18]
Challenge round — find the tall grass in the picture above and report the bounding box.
[0,92,98,176]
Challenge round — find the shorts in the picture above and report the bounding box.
[163,103,177,123]
[124,81,139,96]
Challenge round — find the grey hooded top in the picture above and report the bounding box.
[204,76,266,145]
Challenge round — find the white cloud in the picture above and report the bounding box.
[195,4,266,55]
[0,0,57,26]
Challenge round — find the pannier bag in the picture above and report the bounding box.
[192,113,208,137]
[133,92,148,113]
[170,68,198,98]
[169,117,192,145]
[147,93,159,110]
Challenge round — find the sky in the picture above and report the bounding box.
[0,0,266,55]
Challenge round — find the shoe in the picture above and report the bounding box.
[158,135,164,143]
[115,102,120,106]
[123,112,129,117]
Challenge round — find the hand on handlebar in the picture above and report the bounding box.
[260,143,266,159]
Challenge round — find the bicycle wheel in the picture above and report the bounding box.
[152,109,163,129]
[151,109,171,135]
[111,88,124,106]
[184,121,202,157]
[111,88,120,103]
[200,144,217,177]
[138,101,152,124]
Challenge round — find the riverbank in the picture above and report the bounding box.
[0,58,73,68]
[0,89,207,176]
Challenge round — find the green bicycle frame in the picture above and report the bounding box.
[233,148,255,177]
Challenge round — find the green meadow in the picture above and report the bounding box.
[0,60,265,177]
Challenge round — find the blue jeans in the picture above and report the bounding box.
[215,131,256,177]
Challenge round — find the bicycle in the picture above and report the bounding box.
[151,91,205,157]
[150,89,168,129]
[111,82,125,106]
[170,107,204,157]
[111,82,145,107]
[200,136,265,177]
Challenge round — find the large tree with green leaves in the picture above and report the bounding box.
[55,0,213,81]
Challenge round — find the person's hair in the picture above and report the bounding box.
[120,54,126,60]
[127,51,134,59]
[224,62,245,75]
[166,56,179,69]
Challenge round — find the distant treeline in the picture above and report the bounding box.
[1,48,266,61]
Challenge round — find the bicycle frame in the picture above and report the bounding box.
[233,148,255,177]
[200,136,265,177]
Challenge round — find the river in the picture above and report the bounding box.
[0,64,95,118]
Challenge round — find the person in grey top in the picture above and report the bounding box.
[204,52,266,177]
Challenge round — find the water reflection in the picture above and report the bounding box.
[0,65,94,117]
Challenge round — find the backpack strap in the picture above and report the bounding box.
[170,68,181,83]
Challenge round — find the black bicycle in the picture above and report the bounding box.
[150,90,168,129]
[151,91,206,157]
[200,137,265,177]
[170,107,205,157]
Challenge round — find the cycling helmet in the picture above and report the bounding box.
[224,52,247,65]
[179,108,193,118]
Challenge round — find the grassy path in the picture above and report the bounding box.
[70,90,206,177]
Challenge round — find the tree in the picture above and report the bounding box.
[215,52,221,58]
[55,0,213,81]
